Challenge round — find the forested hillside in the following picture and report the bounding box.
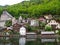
[0,0,60,19]
[0,6,3,15]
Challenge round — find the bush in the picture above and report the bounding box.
[45,25,52,31]
[39,22,45,26]
[58,30,60,35]
[39,21,46,29]
[5,20,12,27]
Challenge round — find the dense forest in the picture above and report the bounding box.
[0,0,60,19]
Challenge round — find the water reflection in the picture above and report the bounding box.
[0,37,60,45]
[19,37,26,45]
[0,37,11,45]
[41,38,56,42]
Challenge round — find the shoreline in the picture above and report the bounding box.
[0,34,60,38]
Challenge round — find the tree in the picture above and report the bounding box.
[5,20,12,27]
[45,25,52,31]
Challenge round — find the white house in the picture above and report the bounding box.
[0,11,13,27]
[30,19,39,26]
[48,20,58,25]
[19,26,26,36]
[46,20,60,29]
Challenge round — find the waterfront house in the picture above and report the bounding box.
[48,20,58,25]
[19,26,26,35]
[12,17,17,25]
[0,11,13,20]
[30,19,39,26]
[0,11,13,28]
[41,31,55,38]
[44,14,52,23]
[39,17,46,23]
[46,20,58,30]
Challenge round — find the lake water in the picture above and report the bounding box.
[0,37,60,45]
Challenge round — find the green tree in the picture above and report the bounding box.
[5,20,12,27]
[45,25,52,31]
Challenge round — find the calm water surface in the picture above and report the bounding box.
[0,37,60,45]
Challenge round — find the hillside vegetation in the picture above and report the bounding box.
[0,0,60,19]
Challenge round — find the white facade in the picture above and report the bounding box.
[30,19,39,26]
[46,20,60,29]
[0,21,5,27]
[48,20,58,25]
[12,17,17,25]
[19,26,26,35]
[0,11,13,27]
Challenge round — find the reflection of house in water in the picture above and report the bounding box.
[0,43,11,45]
[19,37,26,45]
[41,38,56,43]
[19,37,37,45]
[26,38,36,41]
[0,37,11,45]
[26,32,37,39]
[41,38,60,45]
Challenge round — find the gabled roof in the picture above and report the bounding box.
[0,11,13,21]
[1,11,13,18]
[44,14,52,19]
